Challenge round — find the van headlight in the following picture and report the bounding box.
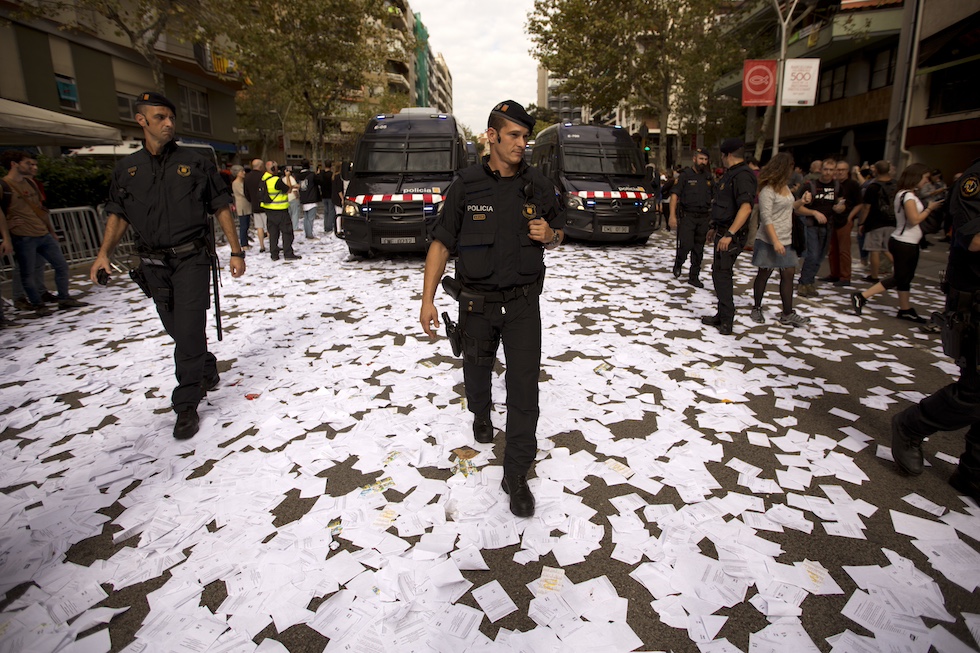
[642,198,658,213]
[566,193,584,210]
[343,200,361,217]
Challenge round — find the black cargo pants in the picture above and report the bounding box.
[140,249,217,412]
[460,292,541,477]
[675,210,711,281]
[711,230,747,328]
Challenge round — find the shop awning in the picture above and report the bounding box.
[0,98,122,146]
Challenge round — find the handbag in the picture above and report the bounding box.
[791,214,806,255]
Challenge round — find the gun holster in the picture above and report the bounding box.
[129,266,152,299]
[442,312,462,357]
[441,275,485,314]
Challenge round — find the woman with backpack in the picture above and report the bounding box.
[850,163,944,322]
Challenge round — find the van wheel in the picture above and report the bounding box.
[633,237,649,246]
[348,245,372,259]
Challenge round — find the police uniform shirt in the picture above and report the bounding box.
[671,166,713,213]
[947,159,980,291]
[710,161,757,230]
[106,140,231,250]
[431,159,562,291]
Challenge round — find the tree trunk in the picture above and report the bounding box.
[755,104,775,161]
[133,41,167,92]
[659,82,671,171]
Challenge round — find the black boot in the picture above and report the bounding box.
[672,262,682,278]
[949,467,980,503]
[891,413,924,475]
[473,415,494,444]
[501,475,535,517]
[202,372,220,393]
[174,408,200,440]
[688,276,704,288]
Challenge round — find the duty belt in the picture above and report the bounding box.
[138,238,207,263]
[473,278,543,303]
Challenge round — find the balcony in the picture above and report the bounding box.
[387,72,410,94]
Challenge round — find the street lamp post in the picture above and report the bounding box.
[269,108,290,163]
[770,0,801,157]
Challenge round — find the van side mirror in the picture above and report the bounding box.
[341,161,352,181]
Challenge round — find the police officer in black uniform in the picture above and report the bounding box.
[420,100,563,517]
[891,158,980,501]
[702,138,758,335]
[669,147,714,288]
[90,92,246,440]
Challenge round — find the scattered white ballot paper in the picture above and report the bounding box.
[0,233,961,653]
[472,580,518,623]
[903,493,947,518]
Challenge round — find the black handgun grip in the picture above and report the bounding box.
[96,268,109,286]
[442,311,462,357]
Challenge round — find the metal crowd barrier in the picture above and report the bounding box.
[0,206,136,284]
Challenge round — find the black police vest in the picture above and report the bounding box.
[678,168,712,212]
[455,165,545,289]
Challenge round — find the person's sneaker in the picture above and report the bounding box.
[750,306,765,324]
[14,298,33,311]
[501,475,535,517]
[688,277,704,288]
[33,303,51,317]
[40,291,57,302]
[850,292,867,316]
[891,413,924,475]
[949,468,980,504]
[897,308,927,323]
[833,279,852,287]
[173,408,200,440]
[58,298,89,309]
[473,415,493,444]
[797,284,813,298]
[778,311,810,328]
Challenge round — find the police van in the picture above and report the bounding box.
[339,108,468,257]
[69,139,219,168]
[531,124,657,244]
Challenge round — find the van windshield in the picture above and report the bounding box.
[563,145,643,176]
[356,139,454,173]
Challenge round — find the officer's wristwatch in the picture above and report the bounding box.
[230,251,246,258]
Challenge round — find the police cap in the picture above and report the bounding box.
[489,100,535,133]
[695,147,710,158]
[720,138,744,155]
[135,91,176,114]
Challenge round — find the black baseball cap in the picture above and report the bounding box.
[489,100,535,133]
[695,147,710,158]
[135,91,176,114]
[720,138,744,155]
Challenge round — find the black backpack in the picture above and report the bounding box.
[873,180,897,226]
[256,174,273,206]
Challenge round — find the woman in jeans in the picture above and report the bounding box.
[851,163,944,322]
[748,153,813,327]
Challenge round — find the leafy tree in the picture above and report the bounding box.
[525,103,560,138]
[225,0,395,164]
[527,0,724,169]
[36,156,111,209]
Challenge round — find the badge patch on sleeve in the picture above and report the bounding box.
[522,203,537,220]
[962,175,979,198]
[128,166,137,177]
[177,164,191,177]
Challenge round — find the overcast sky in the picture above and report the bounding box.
[407,0,539,136]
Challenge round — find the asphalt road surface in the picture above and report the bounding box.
[1,224,977,653]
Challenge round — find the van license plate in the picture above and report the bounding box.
[601,225,630,233]
[381,237,416,244]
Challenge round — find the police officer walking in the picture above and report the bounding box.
[420,100,564,518]
[891,158,980,502]
[260,161,301,261]
[703,138,758,335]
[669,147,714,288]
[89,92,246,440]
